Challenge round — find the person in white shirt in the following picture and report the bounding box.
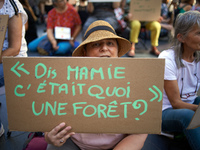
[159,11,200,150]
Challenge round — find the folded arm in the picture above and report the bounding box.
[114,134,148,150]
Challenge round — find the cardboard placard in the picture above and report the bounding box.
[0,15,9,58]
[3,57,164,134]
[88,0,121,2]
[187,103,200,129]
[130,0,161,21]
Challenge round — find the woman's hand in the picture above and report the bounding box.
[69,39,74,48]
[51,39,59,51]
[157,16,163,23]
[45,122,75,147]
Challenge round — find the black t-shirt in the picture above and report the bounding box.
[24,8,38,44]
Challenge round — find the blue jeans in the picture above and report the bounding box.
[162,96,200,150]
[28,34,47,52]
[0,63,4,87]
[28,35,79,55]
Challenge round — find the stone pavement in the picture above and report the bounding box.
[0,23,194,150]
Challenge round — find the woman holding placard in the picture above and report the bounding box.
[159,11,200,150]
[0,0,28,137]
[44,20,148,150]
[28,0,82,56]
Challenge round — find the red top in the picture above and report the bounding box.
[47,3,81,36]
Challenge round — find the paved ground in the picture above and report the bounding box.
[0,23,194,150]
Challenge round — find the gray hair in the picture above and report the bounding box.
[172,11,200,68]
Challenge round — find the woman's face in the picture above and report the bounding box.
[84,39,118,57]
[181,25,200,51]
[55,0,67,9]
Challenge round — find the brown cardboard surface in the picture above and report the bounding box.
[3,57,164,134]
[130,0,161,21]
[187,103,200,129]
[0,15,9,58]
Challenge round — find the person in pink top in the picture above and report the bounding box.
[44,20,148,150]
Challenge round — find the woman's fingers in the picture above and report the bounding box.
[46,122,75,147]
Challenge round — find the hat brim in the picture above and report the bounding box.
[72,30,131,57]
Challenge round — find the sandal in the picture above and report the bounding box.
[127,47,135,57]
[150,47,160,56]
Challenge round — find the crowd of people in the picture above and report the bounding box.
[0,0,200,150]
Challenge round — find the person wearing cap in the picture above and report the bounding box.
[44,20,147,150]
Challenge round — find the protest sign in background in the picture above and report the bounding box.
[3,57,164,134]
[130,0,161,21]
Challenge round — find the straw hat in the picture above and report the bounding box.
[72,20,131,57]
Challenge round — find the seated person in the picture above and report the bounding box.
[191,0,200,11]
[160,0,174,37]
[19,0,38,44]
[0,0,28,137]
[28,0,81,56]
[75,0,89,27]
[121,0,162,57]
[173,0,194,24]
[82,2,120,37]
[178,0,194,13]
[44,20,148,150]
[159,11,200,150]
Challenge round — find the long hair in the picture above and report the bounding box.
[19,0,37,21]
[172,11,200,68]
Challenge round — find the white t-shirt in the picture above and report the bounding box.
[0,0,28,57]
[159,49,200,111]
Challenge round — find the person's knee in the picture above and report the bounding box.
[55,42,71,55]
[28,42,38,52]
[151,21,161,31]
[180,109,195,127]
[130,20,141,30]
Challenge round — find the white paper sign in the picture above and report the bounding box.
[55,26,71,40]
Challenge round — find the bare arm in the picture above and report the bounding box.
[112,2,120,9]
[69,24,82,47]
[164,80,198,111]
[1,14,23,62]
[72,24,82,40]
[120,0,126,11]
[184,5,192,11]
[114,134,147,150]
[47,28,58,50]
[87,2,94,13]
